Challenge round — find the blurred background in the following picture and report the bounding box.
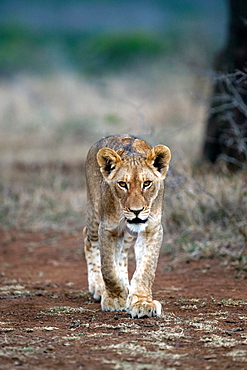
[0,0,227,75]
[0,0,246,261]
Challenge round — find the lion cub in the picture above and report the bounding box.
[83,135,171,318]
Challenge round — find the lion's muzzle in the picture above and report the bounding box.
[124,207,149,224]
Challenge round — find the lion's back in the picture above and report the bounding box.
[87,135,151,158]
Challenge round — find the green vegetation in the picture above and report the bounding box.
[0,25,173,74]
[88,31,168,71]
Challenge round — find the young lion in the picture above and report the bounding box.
[83,135,171,318]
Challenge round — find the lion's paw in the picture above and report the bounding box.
[88,276,105,301]
[101,290,127,312]
[89,283,104,301]
[126,295,162,318]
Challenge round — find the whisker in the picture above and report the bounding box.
[119,215,125,223]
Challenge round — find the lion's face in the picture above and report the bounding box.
[97,145,171,232]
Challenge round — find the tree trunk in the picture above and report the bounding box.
[202,0,247,170]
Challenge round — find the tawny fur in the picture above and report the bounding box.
[83,135,171,318]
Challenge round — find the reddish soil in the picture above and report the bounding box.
[0,228,247,369]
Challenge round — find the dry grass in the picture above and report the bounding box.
[0,64,246,256]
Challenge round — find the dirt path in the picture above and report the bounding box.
[0,229,247,369]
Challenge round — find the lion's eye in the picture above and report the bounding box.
[143,180,152,189]
[118,181,128,189]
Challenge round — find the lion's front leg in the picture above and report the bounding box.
[83,227,104,300]
[126,226,163,318]
[99,227,129,312]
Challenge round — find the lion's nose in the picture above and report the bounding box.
[129,207,144,216]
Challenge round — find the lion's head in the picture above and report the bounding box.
[97,144,171,232]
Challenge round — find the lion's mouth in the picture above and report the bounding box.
[126,217,148,224]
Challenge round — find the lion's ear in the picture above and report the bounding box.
[147,145,171,178]
[97,148,122,178]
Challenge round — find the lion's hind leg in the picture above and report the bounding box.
[83,227,104,300]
